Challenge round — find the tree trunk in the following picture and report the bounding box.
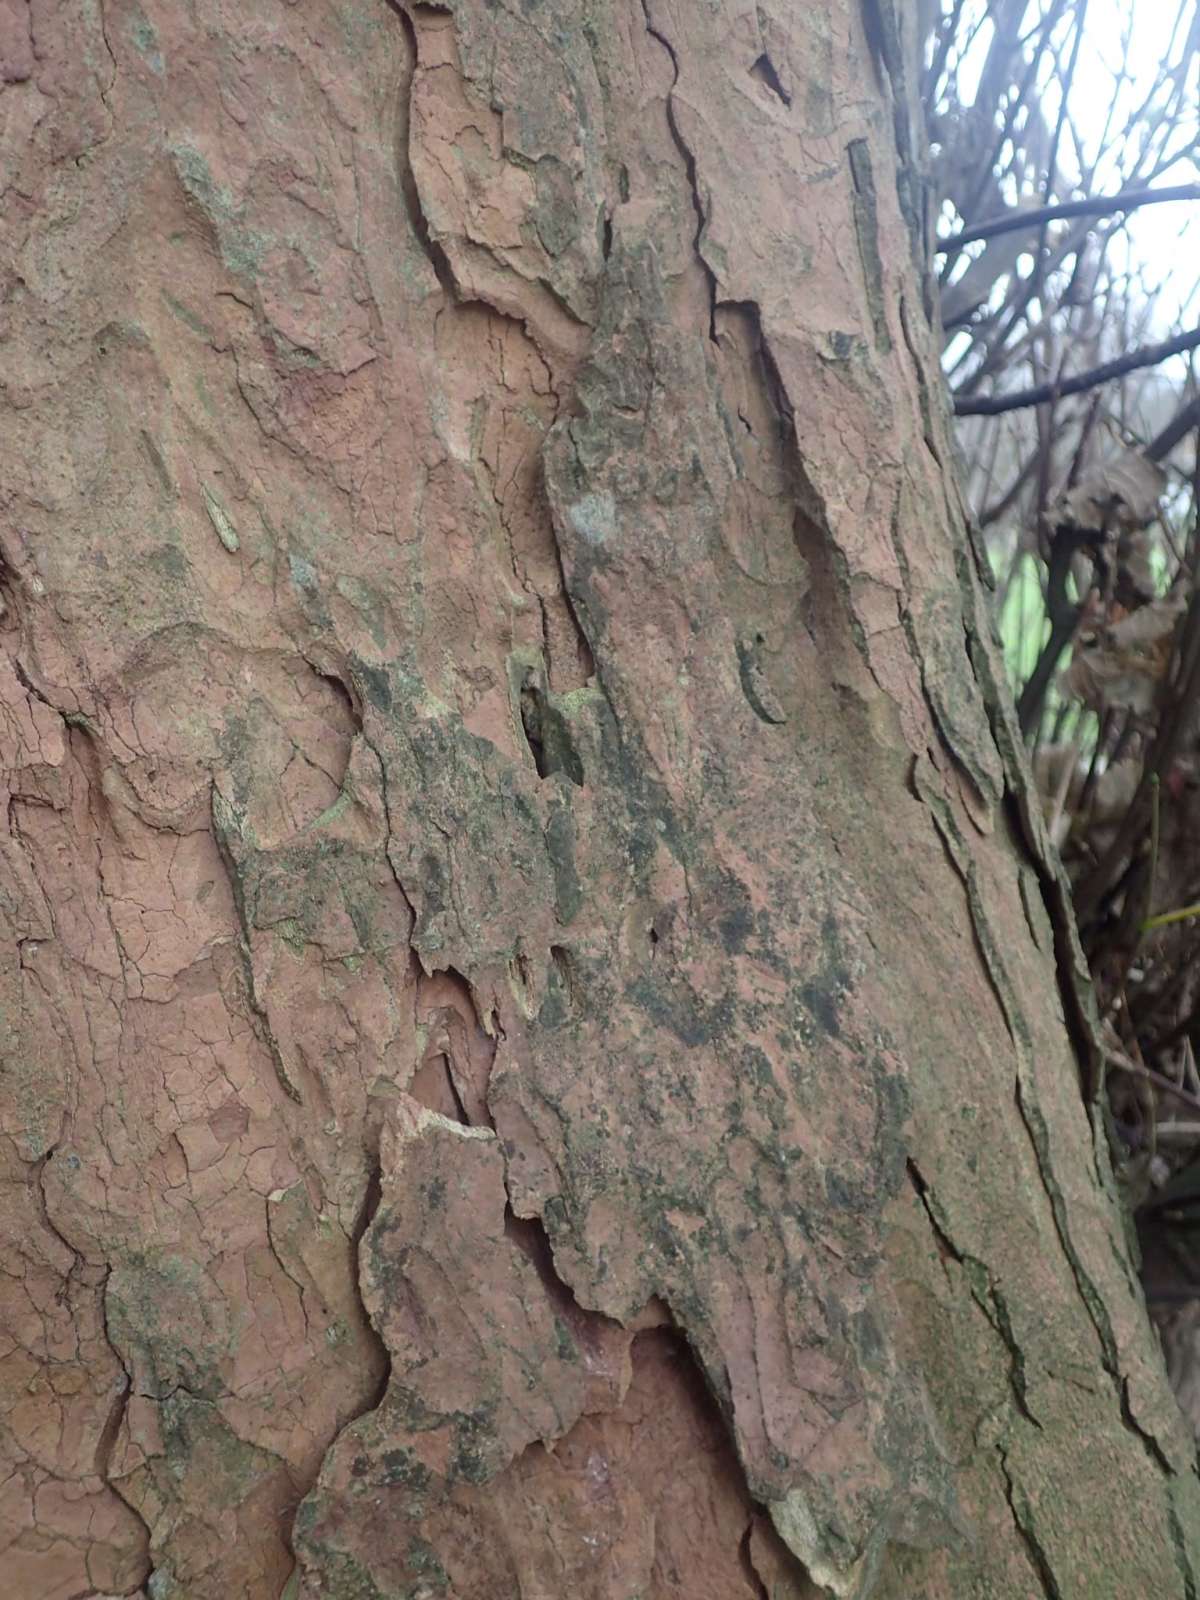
[2,2,1197,1597]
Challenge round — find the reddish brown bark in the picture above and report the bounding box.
[2,1,1197,1596]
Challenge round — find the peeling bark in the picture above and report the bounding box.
[2,1,1198,1597]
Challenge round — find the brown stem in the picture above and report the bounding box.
[955,326,1200,416]
[937,182,1200,251]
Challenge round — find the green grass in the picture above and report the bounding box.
[992,546,1097,754]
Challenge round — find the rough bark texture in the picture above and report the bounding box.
[2,1,1198,1597]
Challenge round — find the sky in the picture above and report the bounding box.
[947,0,1199,329]
[1070,0,1197,326]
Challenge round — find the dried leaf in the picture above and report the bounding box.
[1064,598,1183,713]
[1058,441,1166,536]
[1115,526,1160,606]
[1109,599,1184,655]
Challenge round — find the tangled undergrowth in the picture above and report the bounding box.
[1016,420,1200,1413]
[924,0,1200,1414]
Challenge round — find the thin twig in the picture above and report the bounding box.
[1138,774,1162,940]
[1148,392,1200,463]
[1108,1048,1200,1116]
[1144,901,1200,933]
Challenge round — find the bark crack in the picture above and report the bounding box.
[98,1272,156,1591]
[928,535,1192,1477]
[30,1163,140,1564]
[386,0,458,300]
[349,1149,392,1413]
[953,531,1105,1106]
[998,1444,1065,1600]
[360,727,422,946]
[749,53,791,107]
[284,1148,395,1591]
[639,0,718,341]
[265,1199,313,1343]
[847,139,890,353]
[379,2,596,689]
[209,783,321,1110]
[914,756,1176,1469]
[907,1160,1041,1428]
[1169,1499,1200,1600]
[93,0,119,142]
[738,1521,771,1600]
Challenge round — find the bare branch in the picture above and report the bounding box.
[954,326,1200,416]
[1148,391,1200,462]
[937,182,1200,251]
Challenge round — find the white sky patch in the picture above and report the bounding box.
[936,0,1199,345]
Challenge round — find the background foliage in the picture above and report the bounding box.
[926,0,1200,1380]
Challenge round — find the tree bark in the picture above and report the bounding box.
[2,2,1197,1598]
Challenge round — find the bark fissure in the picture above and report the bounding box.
[920,772,1134,1399]
[97,1278,155,1592]
[739,1522,772,1600]
[958,557,1107,1106]
[749,53,791,108]
[265,1199,314,1342]
[387,2,458,300]
[279,1151,396,1583]
[640,0,719,341]
[349,1151,393,1423]
[998,1445,1066,1600]
[1169,1502,1200,1600]
[942,545,1191,1483]
[847,139,891,353]
[387,1,596,691]
[907,1161,1041,1428]
[210,788,310,1109]
[361,730,421,939]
